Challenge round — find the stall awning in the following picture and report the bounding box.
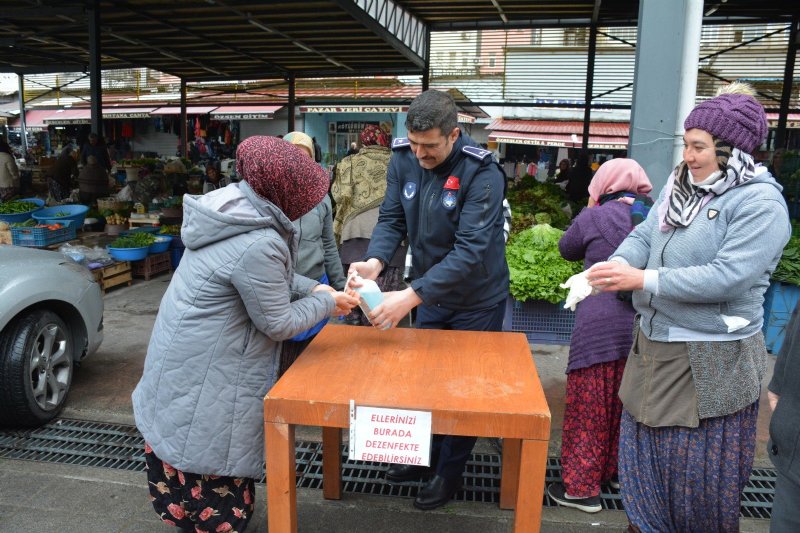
[8,109,58,131]
[210,105,282,120]
[102,107,156,119]
[766,113,800,128]
[298,105,408,114]
[151,106,218,115]
[44,108,91,125]
[487,118,629,149]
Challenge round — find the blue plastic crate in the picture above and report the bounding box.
[11,219,77,247]
[762,281,800,354]
[509,298,575,345]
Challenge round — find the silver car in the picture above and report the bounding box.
[0,246,103,425]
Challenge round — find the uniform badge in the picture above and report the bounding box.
[403,182,417,200]
[708,209,719,220]
[442,190,457,210]
[444,176,460,190]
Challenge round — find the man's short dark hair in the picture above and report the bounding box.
[405,90,458,136]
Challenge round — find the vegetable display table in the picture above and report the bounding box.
[264,326,551,532]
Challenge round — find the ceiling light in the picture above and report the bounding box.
[249,18,273,33]
[295,42,313,53]
[161,51,182,61]
[108,32,139,46]
[326,58,345,68]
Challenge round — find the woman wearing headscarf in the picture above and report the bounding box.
[278,131,346,375]
[589,83,791,532]
[332,124,407,325]
[132,136,358,533]
[548,159,653,513]
[48,146,78,201]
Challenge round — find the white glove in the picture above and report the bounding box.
[560,272,596,311]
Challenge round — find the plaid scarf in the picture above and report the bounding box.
[599,191,653,226]
[662,142,756,230]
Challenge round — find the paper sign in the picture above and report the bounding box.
[349,402,432,466]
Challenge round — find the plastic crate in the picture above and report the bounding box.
[11,220,77,248]
[762,281,800,354]
[131,251,172,280]
[509,298,575,345]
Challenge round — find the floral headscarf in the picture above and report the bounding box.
[236,136,329,221]
[359,124,390,148]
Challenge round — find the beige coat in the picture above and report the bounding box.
[0,152,19,189]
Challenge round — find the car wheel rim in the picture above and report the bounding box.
[28,322,71,411]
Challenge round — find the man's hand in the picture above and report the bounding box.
[368,287,422,330]
[347,258,383,281]
[587,261,645,292]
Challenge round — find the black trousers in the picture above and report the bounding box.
[415,299,506,480]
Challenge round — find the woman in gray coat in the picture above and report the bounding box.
[132,136,358,533]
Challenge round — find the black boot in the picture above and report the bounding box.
[385,464,434,483]
[413,475,461,510]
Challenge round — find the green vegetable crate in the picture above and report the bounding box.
[11,220,77,247]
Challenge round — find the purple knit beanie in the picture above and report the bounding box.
[683,92,767,154]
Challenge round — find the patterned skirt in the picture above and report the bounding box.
[619,403,758,533]
[145,443,255,533]
[560,358,626,497]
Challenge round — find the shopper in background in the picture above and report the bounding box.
[767,302,800,533]
[80,132,111,171]
[279,131,346,375]
[132,136,358,533]
[548,158,653,513]
[312,136,322,163]
[202,162,230,194]
[48,146,79,201]
[0,139,20,201]
[332,124,406,326]
[347,90,509,511]
[77,155,110,206]
[566,152,592,203]
[589,82,791,532]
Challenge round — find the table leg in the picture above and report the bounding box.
[265,421,297,533]
[322,427,342,500]
[513,439,548,533]
[499,438,521,509]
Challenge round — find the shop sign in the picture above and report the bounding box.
[588,142,627,149]
[493,136,568,147]
[46,119,91,125]
[349,402,432,466]
[300,106,408,114]
[213,113,274,120]
[332,121,379,133]
[457,113,476,124]
[104,112,151,119]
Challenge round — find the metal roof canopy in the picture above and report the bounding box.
[0,1,797,81]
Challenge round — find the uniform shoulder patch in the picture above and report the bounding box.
[392,137,410,150]
[462,145,491,160]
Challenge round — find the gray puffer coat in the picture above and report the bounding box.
[132,181,335,478]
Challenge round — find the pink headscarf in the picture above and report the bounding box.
[587,158,652,202]
[236,136,329,221]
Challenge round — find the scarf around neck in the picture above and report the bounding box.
[661,145,757,231]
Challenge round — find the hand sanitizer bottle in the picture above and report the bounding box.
[355,278,383,323]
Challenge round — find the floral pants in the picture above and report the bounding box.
[145,443,255,533]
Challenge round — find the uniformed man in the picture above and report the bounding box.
[348,89,509,510]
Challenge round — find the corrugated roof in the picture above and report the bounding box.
[487,118,629,137]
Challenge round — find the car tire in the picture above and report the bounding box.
[0,310,74,426]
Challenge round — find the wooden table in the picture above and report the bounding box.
[263,326,551,532]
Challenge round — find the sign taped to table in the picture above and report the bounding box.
[349,401,432,466]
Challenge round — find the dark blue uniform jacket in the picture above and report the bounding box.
[366,132,509,310]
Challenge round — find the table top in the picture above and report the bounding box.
[265,326,550,439]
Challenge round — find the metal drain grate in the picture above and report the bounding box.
[0,419,775,518]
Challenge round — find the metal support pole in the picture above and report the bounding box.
[422,30,431,91]
[287,74,296,132]
[775,16,799,151]
[581,24,598,152]
[18,75,28,155]
[180,79,188,158]
[672,0,703,166]
[88,1,103,136]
